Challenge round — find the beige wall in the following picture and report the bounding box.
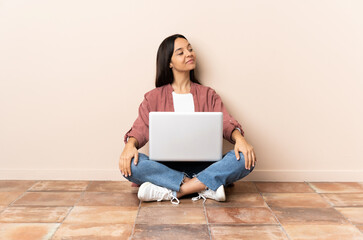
[0,0,362,181]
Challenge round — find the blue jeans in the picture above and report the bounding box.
[124,150,254,191]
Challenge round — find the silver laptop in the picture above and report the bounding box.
[149,112,223,161]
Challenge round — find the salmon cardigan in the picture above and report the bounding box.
[124,82,244,149]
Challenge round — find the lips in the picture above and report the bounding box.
[186,59,194,64]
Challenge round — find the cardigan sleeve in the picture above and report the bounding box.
[123,94,150,149]
[210,89,244,143]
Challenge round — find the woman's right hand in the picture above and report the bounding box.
[119,144,139,177]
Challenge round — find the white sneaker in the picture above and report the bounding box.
[192,185,226,203]
[138,182,180,205]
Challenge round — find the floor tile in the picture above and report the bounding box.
[140,198,203,207]
[322,193,363,207]
[206,207,277,224]
[76,192,139,207]
[272,207,348,224]
[210,225,289,240]
[282,224,363,240]
[0,206,6,212]
[0,223,59,240]
[29,180,89,192]
[263,193,331,208]
[87,181,138,193]
[309,182,363,193]
[335,207,363,225]
[12,192,82,206]
[225,181,258,194]
[0,192,23,205]
[205,193,266,207]
[0,206,71,223]
[255,182,314,193]
[64,206,138,224]
[52,223,133,240]
[0,181,37,192]
[137,207,206,224]
[133,224,210,240]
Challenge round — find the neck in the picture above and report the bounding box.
[171,71,191,93]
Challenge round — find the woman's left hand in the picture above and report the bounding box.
[234,139,257,170]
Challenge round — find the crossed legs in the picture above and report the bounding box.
[176,177,206,198]
[124,150,254,200]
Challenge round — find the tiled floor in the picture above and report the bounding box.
[0,181,362,240]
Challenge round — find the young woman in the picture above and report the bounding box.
[119,34,256,204]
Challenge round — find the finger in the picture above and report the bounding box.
[126,165,130,177]
[120,157,123,175]
[125,159,131,177]
[245,152,249,170]
[128,157,133,176]
[122,158,127,177]
[242,152,248,169]
[134,152,139,165]
[252,151,256,167]
[129,155,134,176]
[234,148,240,160]
[248,151,252,169]
[120,159,124,176]
[120,162,124,176]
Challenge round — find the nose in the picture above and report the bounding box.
[186,49,192,57]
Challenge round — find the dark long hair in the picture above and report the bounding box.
[155,34,200,88]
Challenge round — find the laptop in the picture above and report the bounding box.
[149,112,223,161]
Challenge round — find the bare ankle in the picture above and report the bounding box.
[183,177,192,183]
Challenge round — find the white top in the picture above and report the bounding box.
[171,91,242,134]
[172,92,195,112]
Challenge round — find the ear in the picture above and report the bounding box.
[169,63,173,68]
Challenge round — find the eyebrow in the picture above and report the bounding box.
[174,44,191,53]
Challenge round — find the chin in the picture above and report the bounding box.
[187,64,196,71]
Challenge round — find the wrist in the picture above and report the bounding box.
[232,128,245,143]
[125,137,138,149]
[235,136,246,144]
[125,143,135,149]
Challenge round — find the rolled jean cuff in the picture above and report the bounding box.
[195,174,222,192]
[167,172,185,192]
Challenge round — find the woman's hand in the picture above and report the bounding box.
[231,129,257,170]
[119,144,139,177]
[234,139,256,170]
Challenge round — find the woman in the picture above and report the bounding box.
[119,34,256,204]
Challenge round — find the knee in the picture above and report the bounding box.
[132,153,148,162]
[129,153,148,171]
[226,150,245,160]
[240,156,255,178]
[122,153,148,177]
[239,152,255,172]
[123,153,148,183]
[226,150,254,173]
[225,150,244,164]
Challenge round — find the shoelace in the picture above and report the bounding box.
[156,190,180,205]
[170,195,180,205]
[192,193,207,203]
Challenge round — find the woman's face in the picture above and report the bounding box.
[170,38,196,73]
